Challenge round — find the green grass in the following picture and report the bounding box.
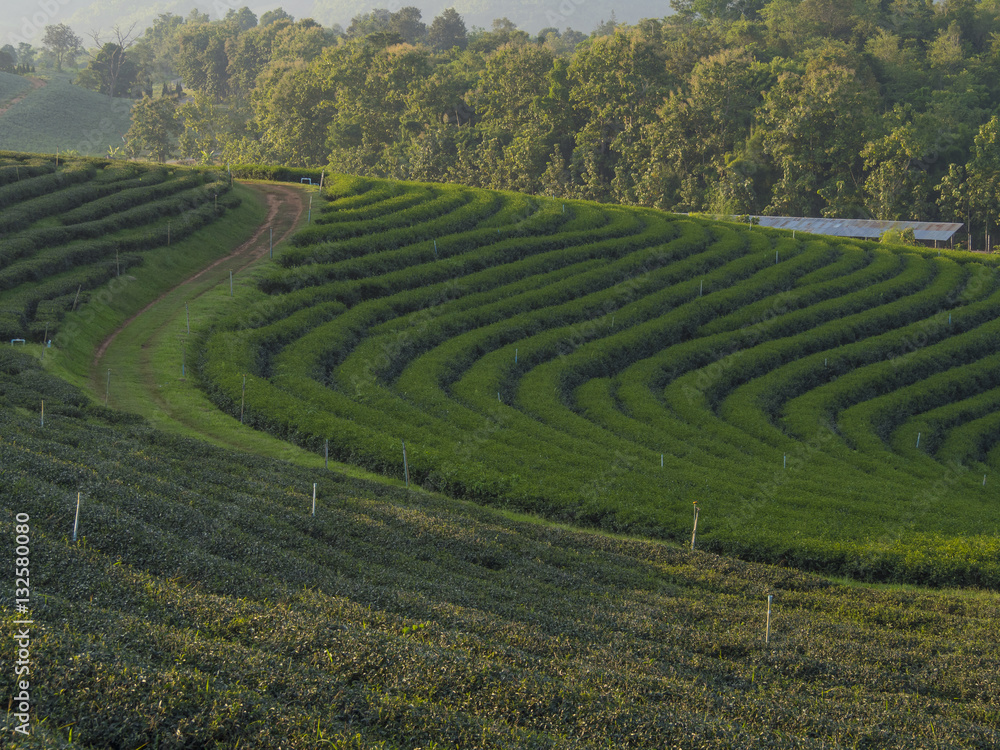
[0,74,134,157]
[195,174,1000,587]
[1,347,998,749]
[0,72,31,107]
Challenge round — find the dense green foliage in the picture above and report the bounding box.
[198,174,1000,587]
[0,153,238,342]
[112,1,1000,248]
[2,347,998,748]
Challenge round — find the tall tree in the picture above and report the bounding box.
[42,24,82,71]
[428,8,468,52]
[126,96,181,162]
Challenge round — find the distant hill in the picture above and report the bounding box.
[0,74,133,157]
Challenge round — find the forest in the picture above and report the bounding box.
[56,1,1000,248]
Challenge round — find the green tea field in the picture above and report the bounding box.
[1,347,998,749]
[1,157,998,748]
[196,175,1000,587]
[0,76,134,157]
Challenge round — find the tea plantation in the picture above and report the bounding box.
[0,152,239,345]
[1,348,998,748]
[198,175,1000,587]
[1,158,999,748]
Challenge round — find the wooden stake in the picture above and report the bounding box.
[691,502,699,550]
[401,439,410,487]
[72,492,81,542]
[765,594,773,644]
[71,285,82,311]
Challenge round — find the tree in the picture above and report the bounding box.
[260,8,294,27]
[966,116,1000,250]
[428,8,468,51]
[225,7,258,33]
[0,49,14,74]
[77,42,139,97]
[390,7,426,45]
[17,43,36,69]
[126,96,181,162]
[42,24,82,71]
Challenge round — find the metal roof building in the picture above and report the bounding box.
[751,216,963,244]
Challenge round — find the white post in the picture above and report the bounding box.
[105,369,111,407]
[783,454,786,469]
[691,502,699,550]
[186,303,190,334]
[72,492,81,542]
[240,375,246,423]
[916,432,921,448]
[700,279,703,297]
[661,454,664,468]
[984,475,987,487]
[766,594,773,644]
[40,400,44,428]
[312,483,317,516]
[230,270,233,297]
[515,348,518,364]
[325,439,329,470]
[270,226,273,258]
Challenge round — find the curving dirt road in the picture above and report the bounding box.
[93,182,306,367]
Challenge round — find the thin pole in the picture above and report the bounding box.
[240,375,246,423]
[325,439,329,470]
[105,369,111,407]
[40,400,44,427]
[312,483,317,516]
[270,226,273,259]
[116,246,120,277]
[766,595,773,644]
[691,502,699,550]
[402,440,409,487]
[230,270,233,297]
[186,303,190,334]
[72,492,81,542]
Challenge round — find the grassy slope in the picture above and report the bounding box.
[0,72,32,106]
[0,75,133,157]
[1,347,998,749]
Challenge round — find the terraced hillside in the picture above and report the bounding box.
[2,348,998,748]
[0,152,239,345]
[199,175,1000,587]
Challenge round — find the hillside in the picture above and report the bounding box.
[1,347,998,748]
[194,174,1000,587]
[0,156,998,748]
[0,77,134,158]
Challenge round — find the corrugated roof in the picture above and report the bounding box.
[751,216,963,242]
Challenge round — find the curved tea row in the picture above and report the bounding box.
[199,175,1000,585]
[0,152,237,342]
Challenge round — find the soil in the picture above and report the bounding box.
[92,182,306,367]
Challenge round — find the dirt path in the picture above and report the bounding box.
[0,76,46,117]
[93,182,306,367]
